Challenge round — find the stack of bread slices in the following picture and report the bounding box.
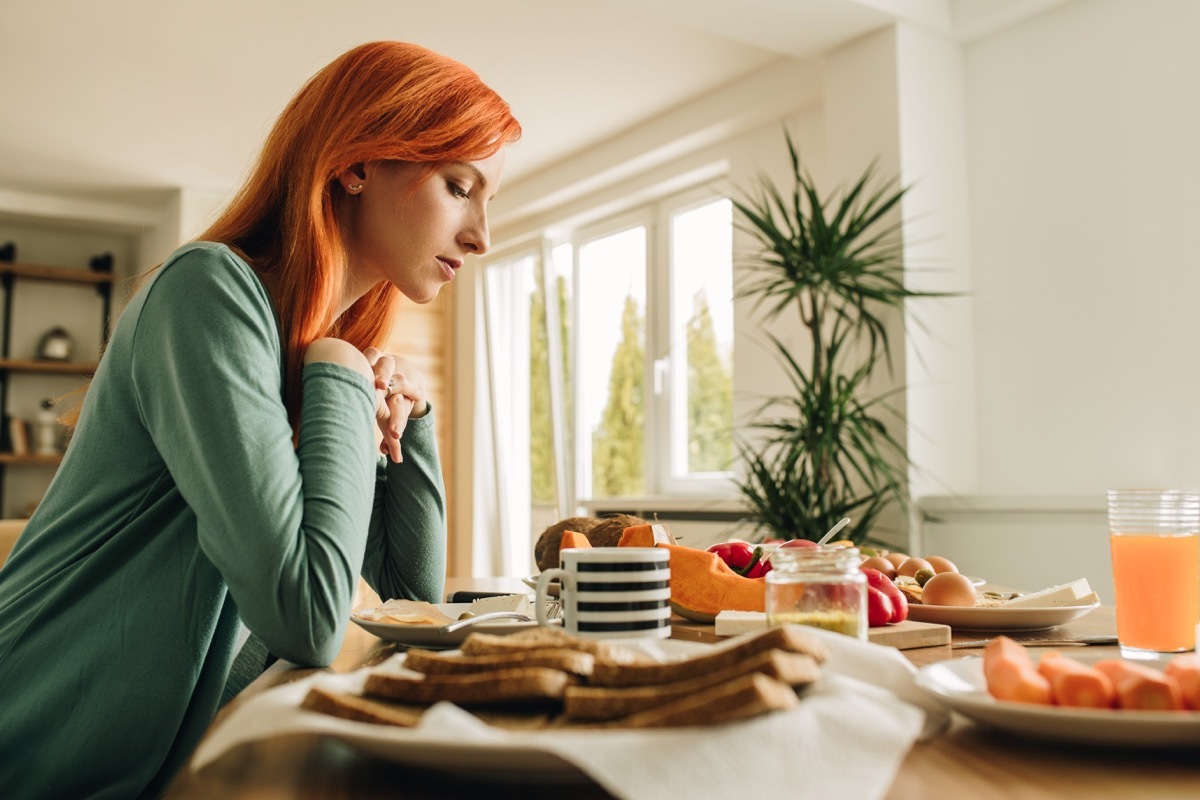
[303,625,827,730]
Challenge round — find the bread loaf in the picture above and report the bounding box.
[532,514,647,572]
[533,517,599,572]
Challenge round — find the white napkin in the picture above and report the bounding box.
[192,628,949,800]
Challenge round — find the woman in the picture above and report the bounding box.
[0,41,520,798]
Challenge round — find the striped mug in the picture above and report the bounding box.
[535,547,671,639]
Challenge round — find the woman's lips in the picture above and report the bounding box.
[437,257,460,281]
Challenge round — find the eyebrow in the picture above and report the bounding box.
[450,161,492,197]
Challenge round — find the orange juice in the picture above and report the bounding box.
[1110,532,1200,651]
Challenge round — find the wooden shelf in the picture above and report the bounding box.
[0,358,97,375]
[0,261,115,285]
[0,453,62,466]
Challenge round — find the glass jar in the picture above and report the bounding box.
[765,545,866,639]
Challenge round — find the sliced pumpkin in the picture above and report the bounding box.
[618,526,766,624]
[616,523,677,548]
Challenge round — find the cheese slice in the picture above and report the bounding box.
[715,610,768,637]
[358,599,456,625]
[1000,579,1096,608]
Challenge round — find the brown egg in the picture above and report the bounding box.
[896,557,933,578]
[921,572,978,607]
[925,555,959,574]
[884,552,909,569]
[860,556,897,579]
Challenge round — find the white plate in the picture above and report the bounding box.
[916,655,1200,747]
[350,603,543,648]
[196,637,713,783]
[905,602,1100,631]
[521,575,560,597]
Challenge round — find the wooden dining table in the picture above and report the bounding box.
[165,577,1200,799]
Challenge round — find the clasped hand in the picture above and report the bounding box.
[364,347,428,463]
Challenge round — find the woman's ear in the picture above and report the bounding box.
[336,163,368,194]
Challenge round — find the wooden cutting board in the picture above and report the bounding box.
[709,611,951,650]
[866,619,951,649]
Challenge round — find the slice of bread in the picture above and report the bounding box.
[459,626,649,665]
[301,686,555,730]
[590,625,828,687]
[404,647,595,677]
[364,666,572,706]
[301,686,425,727]
[590,673,800,728]
[564,649,820,720]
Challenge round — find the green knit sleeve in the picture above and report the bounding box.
[362,409,447,603]
[129,245,378,666]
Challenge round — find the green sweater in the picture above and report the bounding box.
[0,242,446,798]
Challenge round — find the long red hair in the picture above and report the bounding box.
[201,41,521,431]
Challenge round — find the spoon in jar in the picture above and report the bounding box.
[817,517,852,546]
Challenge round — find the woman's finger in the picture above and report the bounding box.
[381,395,414,463]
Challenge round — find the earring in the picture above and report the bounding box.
[348,183,363,193]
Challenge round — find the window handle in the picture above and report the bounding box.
[653,357,670,396]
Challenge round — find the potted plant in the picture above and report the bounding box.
[730,130,953,546]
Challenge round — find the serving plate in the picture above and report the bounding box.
[521,575,560,597]
[916,655,1200,747]
[905,601,1099,632]
[351,603,542,648]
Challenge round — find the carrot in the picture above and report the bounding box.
[1163,654,1200,711]
[983,636,1053,705]
[1093,659,1184,711]
[1035,651,1115,709]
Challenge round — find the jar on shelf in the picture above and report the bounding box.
[765,545,867,639]
[33,399,61,456]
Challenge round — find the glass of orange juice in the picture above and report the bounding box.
[1107,489,1200,655]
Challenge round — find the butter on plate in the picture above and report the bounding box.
[1000,578,1099,608]
[466,593,532,616]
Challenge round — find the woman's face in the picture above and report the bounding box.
[340,150,506,305]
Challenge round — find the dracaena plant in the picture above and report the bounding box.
[730,130,953,546]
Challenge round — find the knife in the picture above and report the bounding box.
[950,635,1118,649]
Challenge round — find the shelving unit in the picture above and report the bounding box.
[0,258,113,514]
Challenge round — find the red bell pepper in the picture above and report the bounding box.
[706,541,769,577]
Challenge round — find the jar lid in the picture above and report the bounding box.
[769,544,861,572]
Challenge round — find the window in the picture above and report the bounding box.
[482,187,734,551]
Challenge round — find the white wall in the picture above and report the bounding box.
[964,0,1200,496]
[907,0,1200,595]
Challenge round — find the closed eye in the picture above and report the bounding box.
[447,181,470,199]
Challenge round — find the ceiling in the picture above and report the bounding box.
[0,0,1059,208]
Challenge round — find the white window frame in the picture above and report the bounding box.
[569,207,655,503]
[655,186,736,495]
[480,180,737,540]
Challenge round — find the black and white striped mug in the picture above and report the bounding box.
[535,547,671,639]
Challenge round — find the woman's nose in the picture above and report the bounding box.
[460,206,490,255]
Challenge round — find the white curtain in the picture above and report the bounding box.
[473,258,534,578]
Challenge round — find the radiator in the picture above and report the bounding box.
[914,495,1112,604]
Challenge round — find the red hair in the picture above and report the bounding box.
[201,41,521,431]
